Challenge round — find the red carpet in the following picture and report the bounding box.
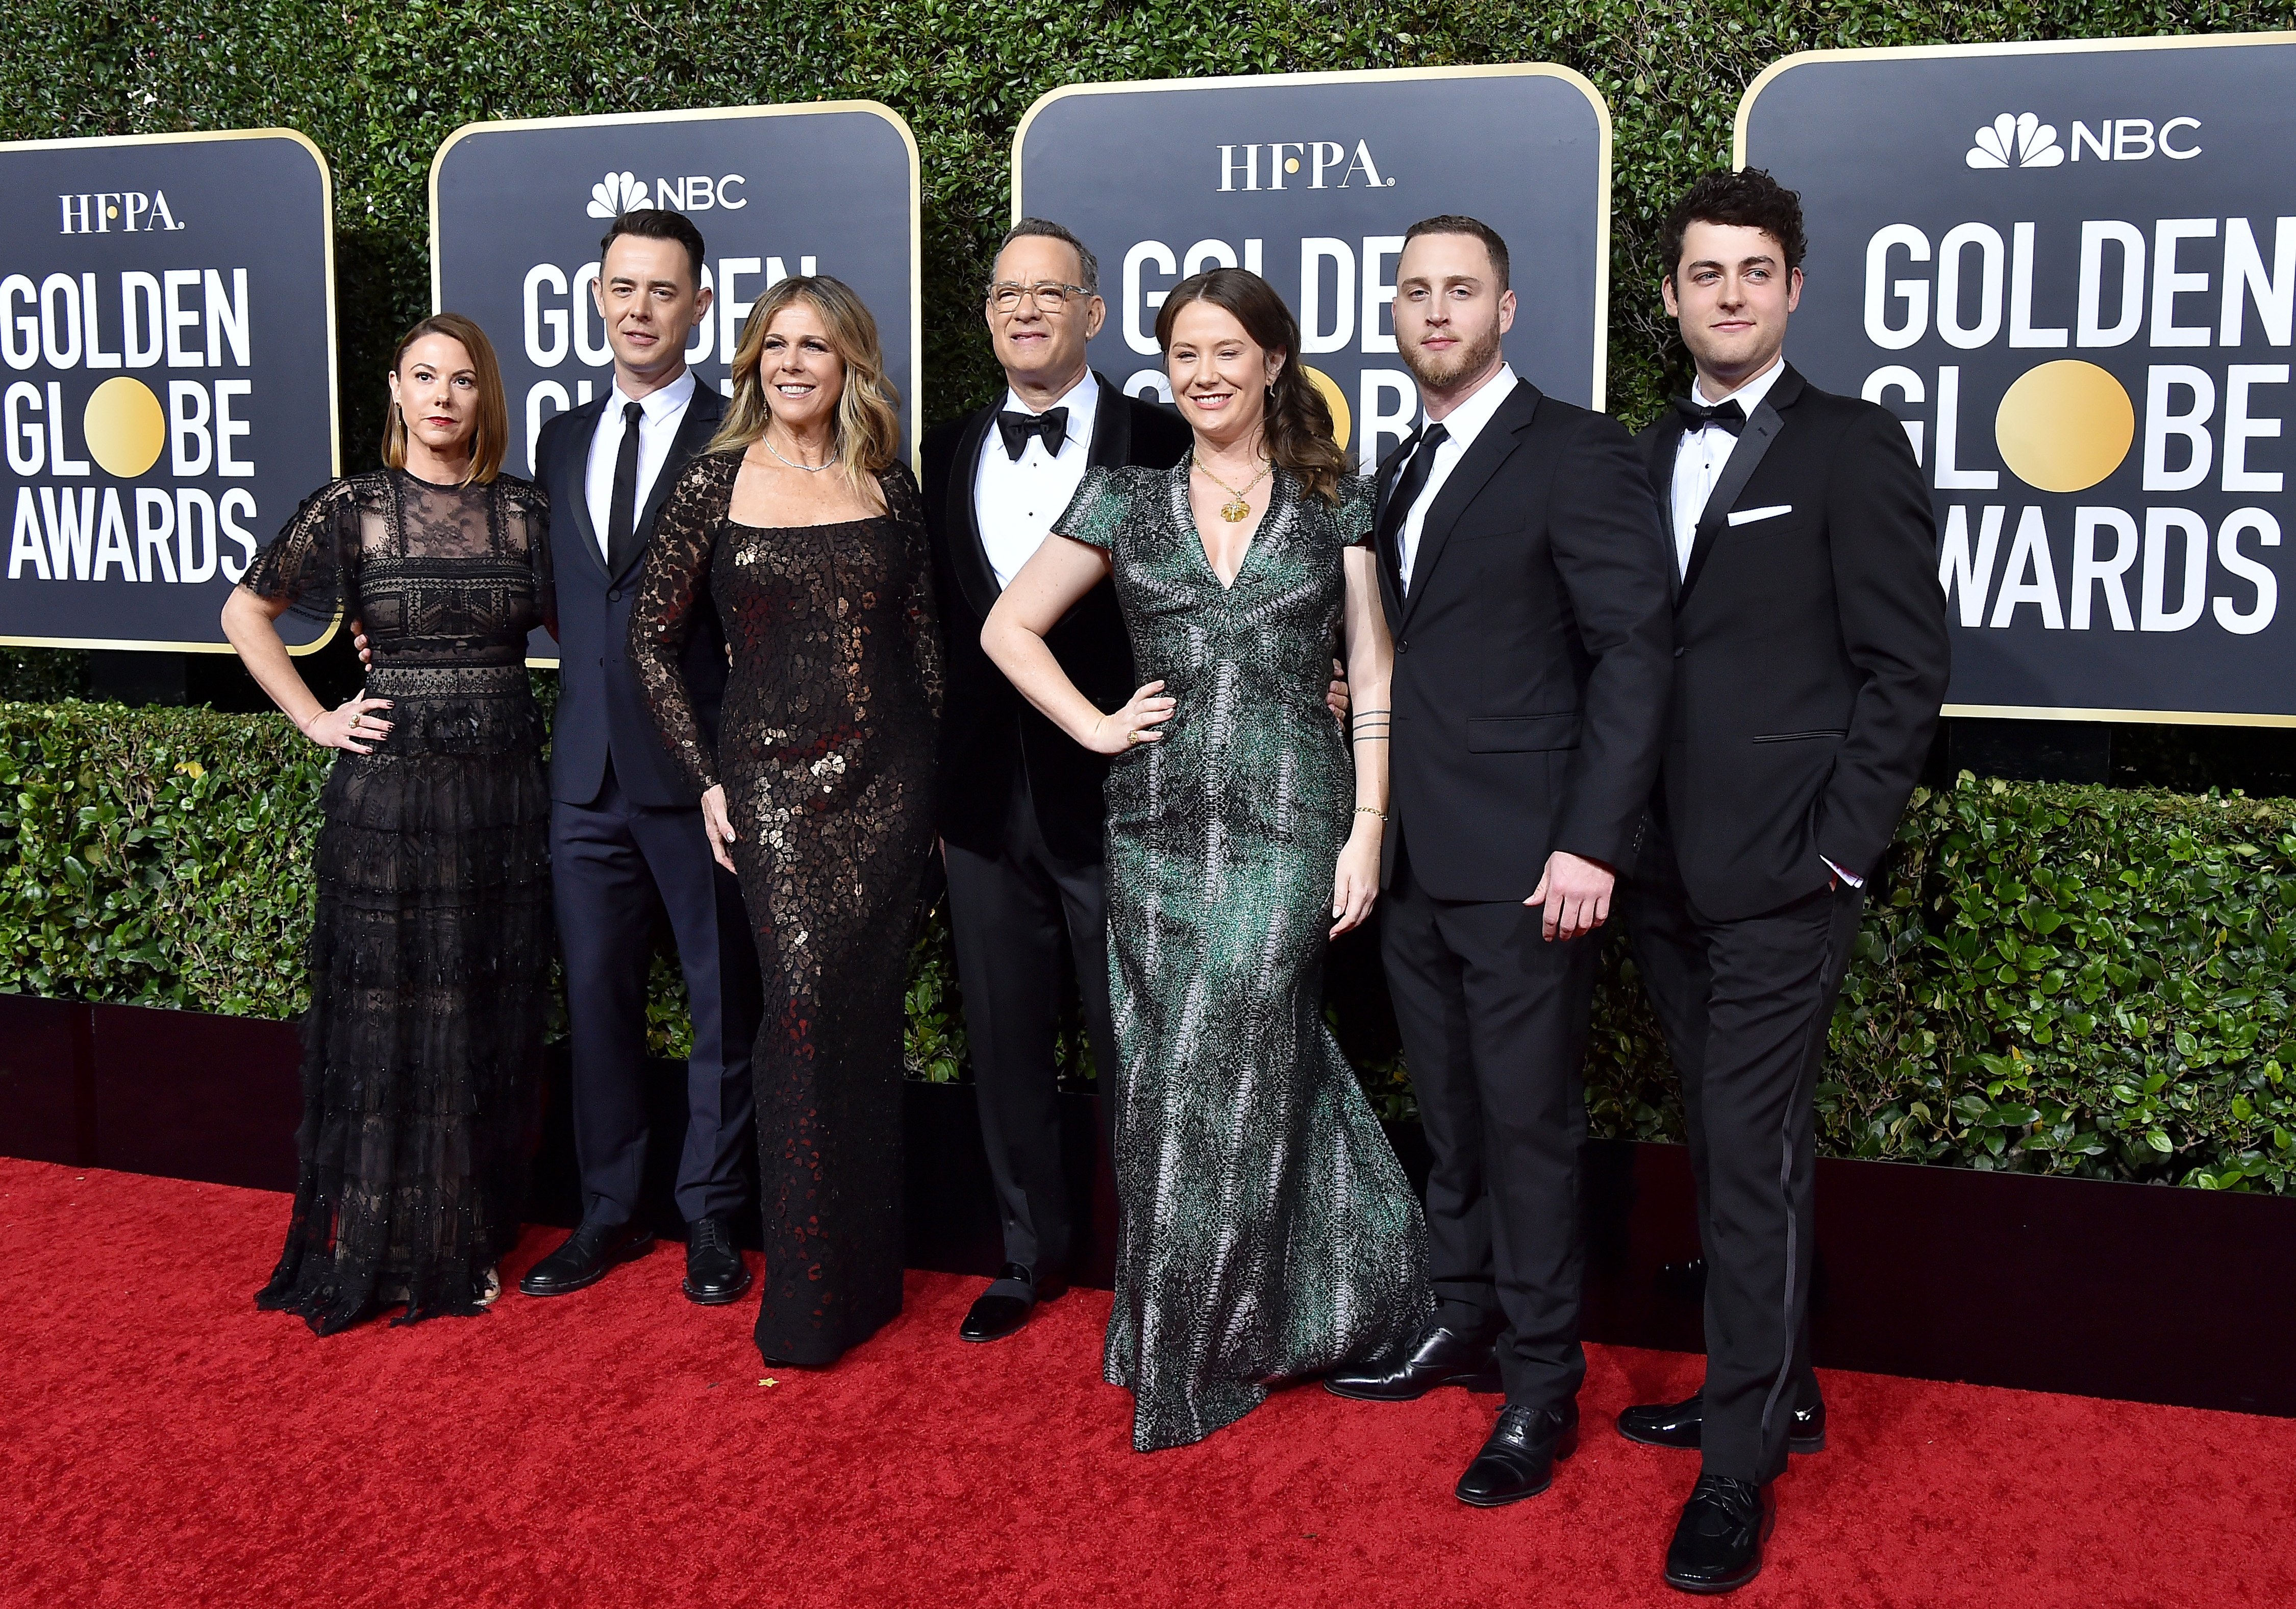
[4,1157,2292,1608]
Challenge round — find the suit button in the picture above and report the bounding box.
[597,657,606,666]
[1397,640,1410,654]
[609,588,621,602]
[1674,647,1684,658]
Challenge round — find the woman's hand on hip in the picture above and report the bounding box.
[701,784,738,874]
[301,695,393,754]
[1085,681,1175,755]
[1331,826,1381,938]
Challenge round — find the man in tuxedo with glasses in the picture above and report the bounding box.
[1619,169,1948,1593]
[1325,215,1675,1514]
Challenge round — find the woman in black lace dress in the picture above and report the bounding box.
[222,313,553,1334]
[630,276,940,1368]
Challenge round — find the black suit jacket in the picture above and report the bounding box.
[1634,364,1950,921]
[537,381,730,808]
[921,373,1191,863]
[1376,378,1675,902]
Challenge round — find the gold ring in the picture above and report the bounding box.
[1128,729,1143,745]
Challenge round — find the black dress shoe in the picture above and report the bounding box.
[1663,1474,1775,1594]
[516,1219,655,1297]
[1617,1389,1827,1454]
[1324,1324,1500,1401]
[958,1263,1068,1343]
[681,1216,751,1305]
[1455,1401,1579,1506]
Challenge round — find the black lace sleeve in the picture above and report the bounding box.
[238,477,360,627]
[881,461,943,723]
[506,478,557,640]
[629,452,738,795]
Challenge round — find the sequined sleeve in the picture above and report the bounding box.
[628,452,738,795]
[1053,465,1133,552]
[880,460,943,723]
[1335,472,1376,548]
[237,477,360,627]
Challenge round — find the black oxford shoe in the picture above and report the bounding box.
[959,1263,1068,1343]
[1454,1401,1580,1506]
[1617,1389,1827,1454]
[681,1216,751,1305]
[1663,1474,1775,1594]
[1325,1324,1500,1401]
[517,1219,655,1298]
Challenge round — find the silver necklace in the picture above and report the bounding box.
[761,429,832,473]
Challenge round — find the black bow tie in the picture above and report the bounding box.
[1674,394,1746,436]
[997,407,1069,461]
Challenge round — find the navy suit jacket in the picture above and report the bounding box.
[536,382,730,808]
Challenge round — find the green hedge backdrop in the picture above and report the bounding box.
[6,2,2296,1192]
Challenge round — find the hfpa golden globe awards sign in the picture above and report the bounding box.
[1015,66,1610,471]
[0,130,339,652]
[1741,34,2296,724]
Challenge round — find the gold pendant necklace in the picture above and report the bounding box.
[1192,456,1272,522]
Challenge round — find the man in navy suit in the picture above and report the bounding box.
[517,209,762,1306]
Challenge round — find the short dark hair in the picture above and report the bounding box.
[993,217,1099,294]
[1402,215,1510,291]
[1661,169,1806,282]
[600,208,707,289]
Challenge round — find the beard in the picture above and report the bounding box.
[1401,319,1504,391]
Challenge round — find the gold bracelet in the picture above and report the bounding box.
[1354,805,1387,821]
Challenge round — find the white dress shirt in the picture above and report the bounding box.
[1393,362,1518,593]
[973,372,1101,589]
[1667,356,1785,579]
[585,369,697,562]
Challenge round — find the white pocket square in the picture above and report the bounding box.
[1727,504,1793,527]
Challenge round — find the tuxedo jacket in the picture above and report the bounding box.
[536,383,731,809]
[1375,378,1675,902]
[921,373,1191,863]
[1634,364,1950,922]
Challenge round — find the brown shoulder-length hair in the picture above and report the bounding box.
[1154,267,1346,505]
[709,274,903,497]
[381,312,508,484]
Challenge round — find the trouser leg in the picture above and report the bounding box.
[1693,880,1864,1482]
[551,768,660,1228]
[1441,890,1601,1413]
[632,800,761,1225]
[1378,837,1498,1334]
[945,808,1073,1277]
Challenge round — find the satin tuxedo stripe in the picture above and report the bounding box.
[537,385,732,810]
[1633,365,1950,922]
[1371,378,1676,901]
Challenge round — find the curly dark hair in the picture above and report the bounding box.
[1153,267,1347,505]
[1660,168,1807,283]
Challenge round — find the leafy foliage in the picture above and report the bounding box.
[8,700,2292,1191]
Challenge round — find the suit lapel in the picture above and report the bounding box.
[1678,365,1803,606]
[558,395,611,584]
[1646,411,1691,609]
[1086,371,1131,468]
[943,405,1002,623]
[1368,436,1412,631]
[610,384,722,584]
[1400,379,1538,627]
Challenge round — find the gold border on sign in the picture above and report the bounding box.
[1735,31,2296,730]
[1012,64,1613,410]
[428,100,924,670]
[0,126,343,656]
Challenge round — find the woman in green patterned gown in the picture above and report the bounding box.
[983,268,1433,1451]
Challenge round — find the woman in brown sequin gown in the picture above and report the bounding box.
[630,277,940,1368]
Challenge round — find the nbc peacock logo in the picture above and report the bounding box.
[586,170,651,219]
[1964,113,2064,170]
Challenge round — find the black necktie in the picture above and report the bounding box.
[1376,423,1449,594]
[996,406,1068,461]
[606,399,644,569]
[1673,394,1746,436]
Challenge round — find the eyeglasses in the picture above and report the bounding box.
[988,281,1091,314]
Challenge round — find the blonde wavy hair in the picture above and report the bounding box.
[709,275,902,497]
[381,312,507,485]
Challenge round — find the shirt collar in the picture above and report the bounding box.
[1692,356,1785,417]
[611,368,696,424]
[1424,362,1517,452]
[1000,368,1100,439]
